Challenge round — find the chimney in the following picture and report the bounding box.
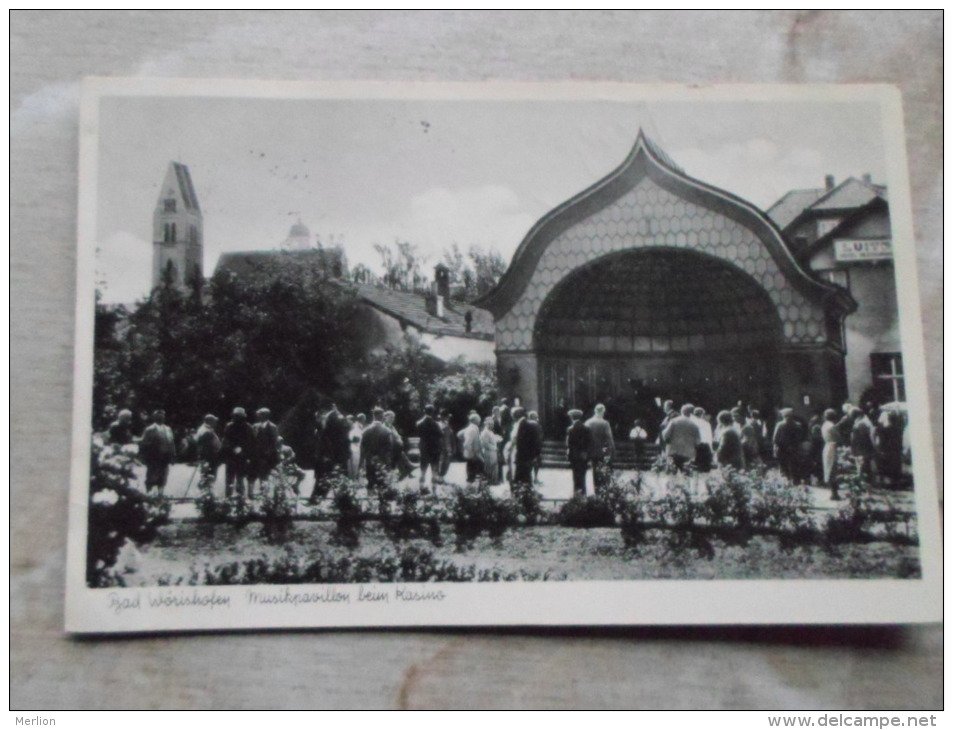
[426,284,445,318]
[862,173,872,185]
[824,174,835,191]
[434,263,451,304]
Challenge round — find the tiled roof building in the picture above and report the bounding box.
[479,131,859,433]
[214,238,494,364]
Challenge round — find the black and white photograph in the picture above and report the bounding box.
[66,79,941,632]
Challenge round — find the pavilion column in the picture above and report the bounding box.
[777,346,847,418]
[496,351,539,413]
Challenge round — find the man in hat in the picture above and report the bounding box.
[324,402,352,477]
[108,409,135,446]
[360,407,396,494]
[416,404,443,488]
[437,410,455,484]
[586,404,615,492]
[194,414,221,491]
[139,409,176,496]
[662,404,701,473]
[251,407,280,497]
[512,407,542,489]
[458,412,484,484]
[691,407,714,472]
[565,409,591,496]
[384,410,414,479]
[222,407,255,498]
[772,408,803,481]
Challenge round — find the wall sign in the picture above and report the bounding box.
[834,238,892,261]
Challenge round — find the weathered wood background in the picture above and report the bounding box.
[11,10,942,710]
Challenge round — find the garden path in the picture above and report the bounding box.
[137,462,917,521]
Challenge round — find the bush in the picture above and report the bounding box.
[824,457,915,547]
[510,480,544,526]
[379,487,444,547]
[448,482,518,551]
[556,496,616,528]
[258,481,297,544]
[195,479,298,543]
[329,476,366,549]
[87,436,171,587]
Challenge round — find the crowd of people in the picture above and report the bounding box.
[102,393,907,503]
[643,398,907,500]
[313,400,545,497]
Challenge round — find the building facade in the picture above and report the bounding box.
[767,176,899,406]
[479,132,857,435]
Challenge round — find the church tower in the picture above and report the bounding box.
[152,162,203,291]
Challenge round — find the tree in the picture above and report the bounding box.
[375,240,428,292]
[468,245,507,300]
[92,293,132,430]
[345,333,445,435]
[94,253,366,460]
[441,243,507,303]
[430,360,499,430]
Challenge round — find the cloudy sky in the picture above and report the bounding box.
[93,86,888,303]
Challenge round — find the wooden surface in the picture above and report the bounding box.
[11,10,943,710]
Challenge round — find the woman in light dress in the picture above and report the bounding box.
[821,408,840,499]
[480,417,502,485]
[348,413,365,480]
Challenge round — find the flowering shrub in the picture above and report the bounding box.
[87,435,170,587]
[194,543,562,585]
[329,476,366,549]
[510,480,544,526]
[379,487,444,547]
[824,453,916,547]
[258,481,297,544]
[448,482,518,551]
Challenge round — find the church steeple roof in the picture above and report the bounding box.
[160,162,201,213]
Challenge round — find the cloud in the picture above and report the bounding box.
[673,138,827,210]
[405,184,535,258]
[96,230,152,304]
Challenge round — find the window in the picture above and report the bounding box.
[164,198,176,213]
[818,268,849,290]
[871,353,905,402]
[817,218,841,238]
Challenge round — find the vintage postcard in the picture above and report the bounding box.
[66,79,941,632]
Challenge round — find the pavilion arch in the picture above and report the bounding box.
[533,247,784,434]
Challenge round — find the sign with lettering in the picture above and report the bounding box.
[834,238,892,261]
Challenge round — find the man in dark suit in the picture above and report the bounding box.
[319,402,351,477]
[251,407,280,497]
[585,404,615,493]
[360,408,395,494]
[566,409,591,497]
[194,414,221,491]
[416,404,443,487]
[140,409,176,496]
[222,407,255,498]
[512,406,542,487]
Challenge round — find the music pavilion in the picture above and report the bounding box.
[479,132,868,435]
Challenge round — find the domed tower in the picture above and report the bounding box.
[283,219,312,250]
[152,162,203,291]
